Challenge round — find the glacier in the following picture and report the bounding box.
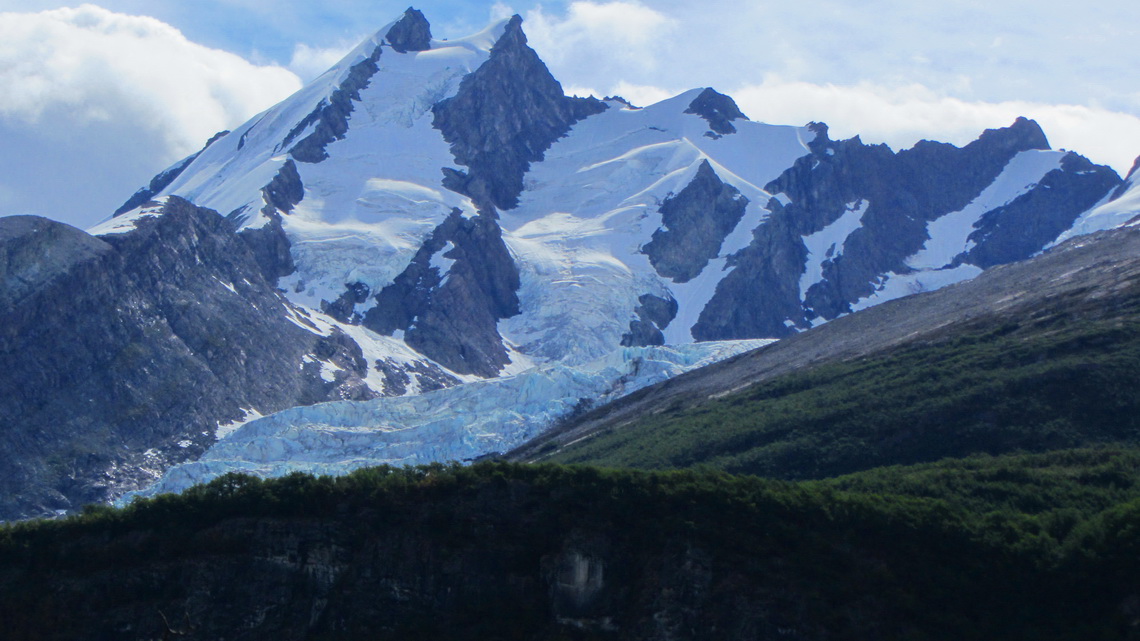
[121,339,772,501]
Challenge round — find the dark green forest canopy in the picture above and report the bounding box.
[3,456,1140,640]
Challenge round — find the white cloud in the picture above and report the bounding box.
[0,4,301,227]
[288,40,358,81]
[523,1,677,78]
[489,2,516,22]
[513,1,1140,175]
[579,81,676,108]
[732,80,1140,174]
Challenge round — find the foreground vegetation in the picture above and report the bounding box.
[7,273,1140,639]
[3,453,1140,639]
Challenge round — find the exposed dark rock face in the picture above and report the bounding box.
[113,130,229,216]
[375,358,461,395]
[691,117,1119,340]
[797,118,1052,321]
[280,47,383,163]
[621,294,679,347]
[1108,155,1135,199]
[260,159,304,214]
[431,15,607,212]
[0,199,373,520]
[643,160,749,283]
[0,216,113,306]
[236,217,295,282]
[364,209,520,377]
[322,281,372,323]
[227,160,304,282]
[960,152,1123,268]
[684,88,748,135]
[693,208,810,340]
[385,7,432,53]
[1122,155,1140,184]
[313,328,376,401]
[603,95,639,109]
[804,121,831,154]
[374,358,414,396]
[127,151,302,284]
[624,318,659,348]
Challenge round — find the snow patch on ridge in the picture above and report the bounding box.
[848,150,1064,314]
[1058,178,1140,242]
[217,408,265,440]
[852,264,985,313]
[800,199,868,299]
[87,197,169,236]
[909,150,1064,269]
[430,241,456,280]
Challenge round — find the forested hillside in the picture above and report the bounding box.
[3,457,1140,640]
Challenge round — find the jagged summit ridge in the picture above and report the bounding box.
[684,87,748,135]
[686,115,1115,339]
[432,14,607,212]
[386,7,432,53]
[980,115,1051,153]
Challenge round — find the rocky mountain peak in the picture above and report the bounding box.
[805,121,831,152]
[386,7,432,53]
[431,14,607,212]
[684,87,748,135]
[975,116,1051,154]
[496,14,527,49]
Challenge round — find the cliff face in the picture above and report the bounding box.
[0,199,371,520]
[364,209,521,377]
[643,159,750,284]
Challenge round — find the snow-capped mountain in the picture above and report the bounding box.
[117,9,1127,376]
[2,8,1138,518]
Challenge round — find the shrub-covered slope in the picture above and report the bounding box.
[515,225,1140,474]
[539,308,1140,476]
